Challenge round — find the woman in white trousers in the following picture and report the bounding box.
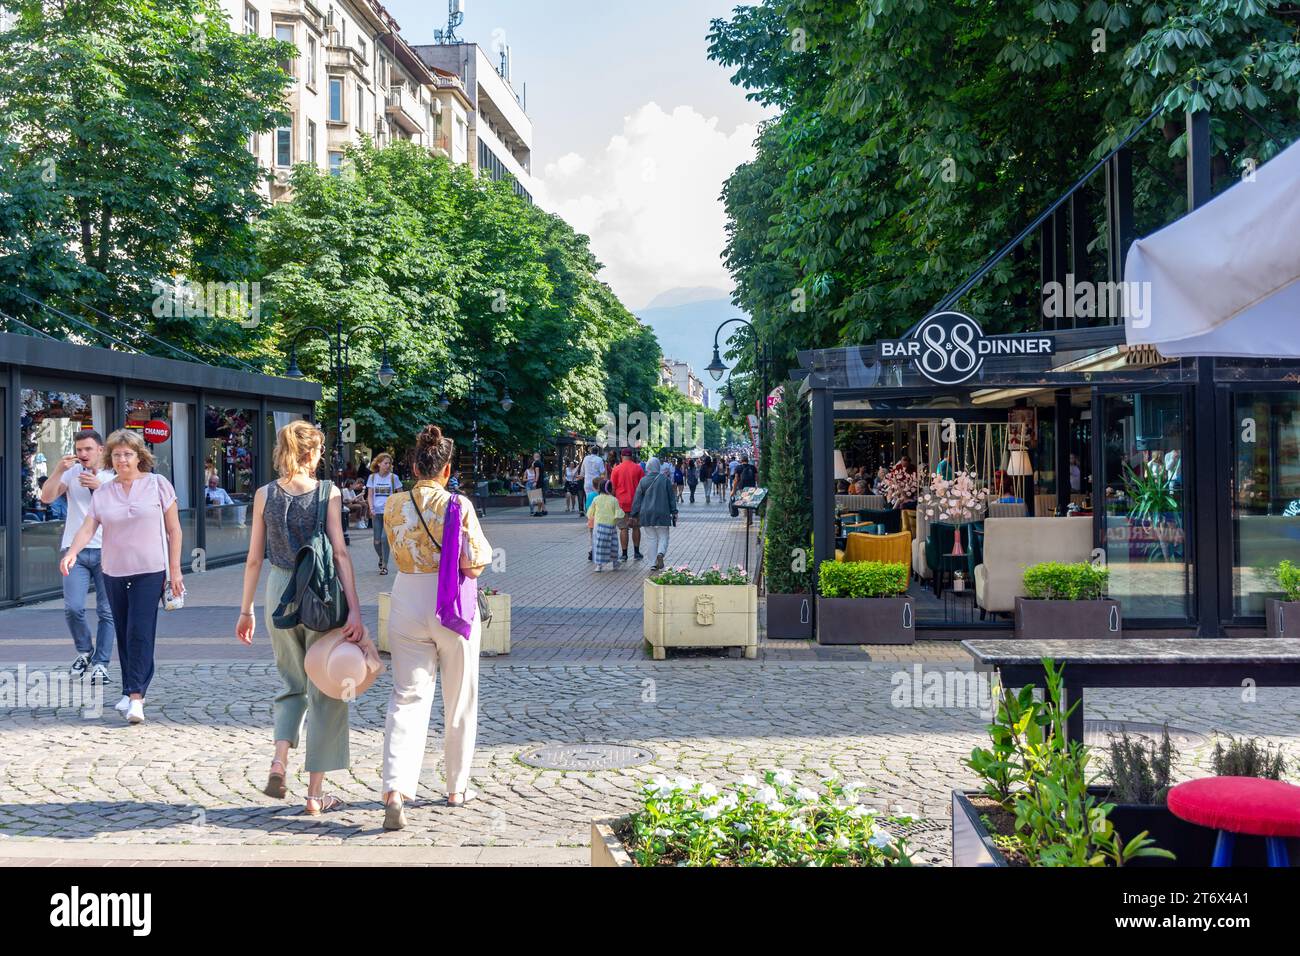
[379,425,493,830]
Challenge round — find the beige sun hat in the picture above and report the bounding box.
[304,629,381,701]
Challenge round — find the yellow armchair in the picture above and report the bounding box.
[842,530,912,564]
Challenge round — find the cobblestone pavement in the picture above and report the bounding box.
[2,501,1297,866]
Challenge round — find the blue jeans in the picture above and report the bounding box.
[63,548,115,666]
[102,571,165,697]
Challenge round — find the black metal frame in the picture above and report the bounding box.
[0,332,319,606]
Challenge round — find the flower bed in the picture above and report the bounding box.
[602,772,916,867]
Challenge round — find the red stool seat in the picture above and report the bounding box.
[1168,777,1300,838]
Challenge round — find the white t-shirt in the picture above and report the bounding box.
[367,472,400,515]
[60,464,115,550]
[581,453,606,493]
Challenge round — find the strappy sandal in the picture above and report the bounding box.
[264,758,288,799]
[303,793,346,816]
[383,794,407,831]
[446,788,478,808]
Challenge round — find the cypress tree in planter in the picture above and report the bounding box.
[763,382,813,639]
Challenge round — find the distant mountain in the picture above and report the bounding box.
[637,296,748,410]
[643,286,731,310]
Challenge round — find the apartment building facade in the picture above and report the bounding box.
[661,359,708,407]
[413,41,535,202]
[220,0,478,194]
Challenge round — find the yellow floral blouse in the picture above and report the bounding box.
[383,480,493,575]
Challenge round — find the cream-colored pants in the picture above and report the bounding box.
[382,572,480,799]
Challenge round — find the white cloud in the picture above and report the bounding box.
[534,102,758,311]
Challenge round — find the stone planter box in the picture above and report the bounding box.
[643,579,757,660]
[1265,599,1300,639]
[481,593,511,656]
[816,596,914,645]
[1014,597,1122,640]
[766,592,813,640]
[952,788,1300,867]
[591,818,636,867]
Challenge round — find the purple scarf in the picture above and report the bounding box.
[435,494,478,639]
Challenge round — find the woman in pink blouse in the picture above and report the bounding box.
[60,429,184,724]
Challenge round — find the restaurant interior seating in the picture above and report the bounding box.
[974,516,1094,615]
[986,501,1028,519]
[912,509,933,581]
[836,494,886,512]
[1033,493,1058,516]
[841,530,911,564]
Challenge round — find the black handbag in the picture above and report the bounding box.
[272,481,349,632]
[411,490,493,627]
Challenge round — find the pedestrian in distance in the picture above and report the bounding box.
[580,444,606,557]
[42,429,116,686]
[59,429,184,725]
[588,480,624,572]
[686,458,699,504]
[631,457,678,571]
[711,455,726,503]
[236,420,374,814]
[367,453,401,575]
[563,458,581,513]
[380,425,493,828]
[610,448,645,562]
[673,458,685,503]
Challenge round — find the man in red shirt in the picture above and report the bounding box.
[610,448,646,562]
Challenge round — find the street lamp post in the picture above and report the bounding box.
[284,319,396,480]
[438,366,512,507]
[706,318,771,465]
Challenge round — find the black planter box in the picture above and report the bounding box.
[952,788,1300,867]
[817,596,914,645]
[1014,597,1122,640]
[767,593,814,640]
[1265,599,1300,639]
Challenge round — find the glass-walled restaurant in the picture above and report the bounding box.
[0,333,320,606]
[802,323,1300,638]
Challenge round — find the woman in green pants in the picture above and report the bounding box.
[235,421,364,815]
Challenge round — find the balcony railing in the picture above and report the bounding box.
[385,85,426,134]
[326,43,367,74]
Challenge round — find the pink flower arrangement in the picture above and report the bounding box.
[879,462,919,507]
[918,469,988,523]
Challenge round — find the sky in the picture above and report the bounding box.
[380,0,776,311]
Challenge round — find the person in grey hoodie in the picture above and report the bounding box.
[631,457,678,571]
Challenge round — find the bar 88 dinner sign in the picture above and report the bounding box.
[878,311,1056,386]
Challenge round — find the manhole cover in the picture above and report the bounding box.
[1084,720,1208,749]
[519,743,655,771]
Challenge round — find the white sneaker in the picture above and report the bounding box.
[126,699,145,724]
[114,695,131,713]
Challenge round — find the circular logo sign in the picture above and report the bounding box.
[143,419,171,444]
[912,311,986,385]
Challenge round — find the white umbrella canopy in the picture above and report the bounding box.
[1124,137,1300,357]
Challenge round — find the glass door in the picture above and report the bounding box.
[1099,389,1192,621]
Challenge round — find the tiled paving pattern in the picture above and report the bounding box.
[1,500,1296,866]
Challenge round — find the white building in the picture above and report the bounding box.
[661,359,707,406]
[413,41,534,202]
[219,0,486,196]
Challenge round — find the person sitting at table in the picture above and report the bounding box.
[342,478,370,529]
[206,476,247,528]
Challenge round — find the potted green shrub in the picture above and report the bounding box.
[764,383,813,639]
[816,560,913,645]
[1265,560,1300,639]
[954,659,1173,867]
[1014,561,1121,640]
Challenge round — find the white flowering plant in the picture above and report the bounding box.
[624,771,915,866]
[918,469,987,523]
[650,564,749,586]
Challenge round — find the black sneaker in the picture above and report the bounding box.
[621,551,628,562]
[89,663,111,685]
[588,551,593,562]
[634,550,644,561]
[70,653,90,677]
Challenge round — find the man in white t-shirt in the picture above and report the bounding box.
[580,446,606,510]
[40,429,116,685]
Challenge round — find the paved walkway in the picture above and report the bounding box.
[1,501,1296,866]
